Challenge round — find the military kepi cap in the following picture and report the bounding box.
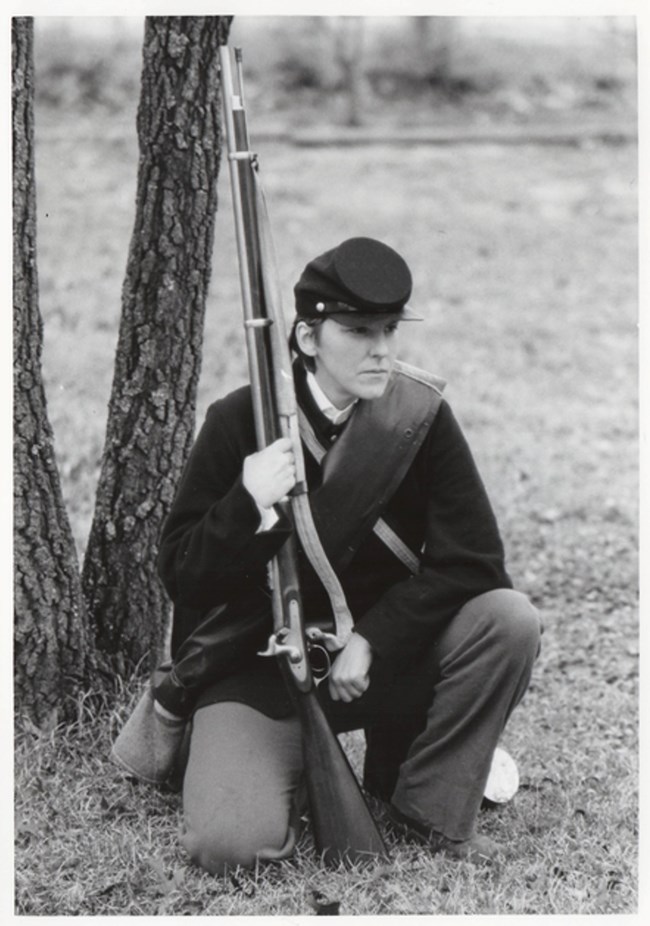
[294,237,421,320]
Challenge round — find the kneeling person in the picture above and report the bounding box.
[157,237,542,873]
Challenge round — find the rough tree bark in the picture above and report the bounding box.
[82,16,232,676]
[13,17,94,728]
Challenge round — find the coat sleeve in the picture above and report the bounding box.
[157,389,292,613]
[352,400,512,666]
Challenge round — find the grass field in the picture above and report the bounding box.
[14,20,639,917]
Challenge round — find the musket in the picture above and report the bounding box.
[218,43,389,868]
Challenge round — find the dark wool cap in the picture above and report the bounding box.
[293,237,420,319]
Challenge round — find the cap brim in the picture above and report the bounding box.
[399,304,423,321]
[328,304,423,325]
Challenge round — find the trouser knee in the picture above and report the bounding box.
[181,807,296,875]
[472,588,542,664]
[179,703,304,875]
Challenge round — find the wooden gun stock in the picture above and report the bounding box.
[296,687,389,866]
[218,43,388,867]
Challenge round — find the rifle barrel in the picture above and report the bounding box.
[219,46,274,448]
[218,43,389,868]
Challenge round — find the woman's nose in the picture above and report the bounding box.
[370,333,389,356]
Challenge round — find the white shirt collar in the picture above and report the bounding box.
[306,372,358,426]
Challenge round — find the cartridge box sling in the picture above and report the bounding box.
[218,44,388,867]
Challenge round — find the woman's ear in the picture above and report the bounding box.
[294,321,318,358]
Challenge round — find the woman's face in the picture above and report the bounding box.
[296,314,401,408]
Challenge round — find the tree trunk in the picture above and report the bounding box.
[82,16,232,676]
[13,17,94,728]
[335,17,366,127]
[413,17,457,85]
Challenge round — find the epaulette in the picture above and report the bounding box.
[393,359,446,395]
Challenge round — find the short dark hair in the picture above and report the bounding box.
[289,317,324,373]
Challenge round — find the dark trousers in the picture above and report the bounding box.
[180,589,541,874]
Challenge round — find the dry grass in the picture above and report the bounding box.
[14,19,639,917]
[14,671,637,915]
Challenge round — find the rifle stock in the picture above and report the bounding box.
[218,44,389,867]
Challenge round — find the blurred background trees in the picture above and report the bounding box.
[33,16,636,130]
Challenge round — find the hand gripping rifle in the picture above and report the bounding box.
[218,44,389,868]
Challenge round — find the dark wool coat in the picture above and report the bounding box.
[157,363,512,718]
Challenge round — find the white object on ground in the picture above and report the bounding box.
[484,746,520,804]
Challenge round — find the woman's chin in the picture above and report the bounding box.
[355,380,390,401]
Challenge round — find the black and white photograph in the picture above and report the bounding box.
[11,1,642,918]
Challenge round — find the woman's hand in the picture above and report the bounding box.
[328,633,373,703]
[243,438,296,509]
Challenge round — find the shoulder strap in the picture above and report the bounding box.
[299,409,421,575]
[301,362,446,571]
[372,518,421,574]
